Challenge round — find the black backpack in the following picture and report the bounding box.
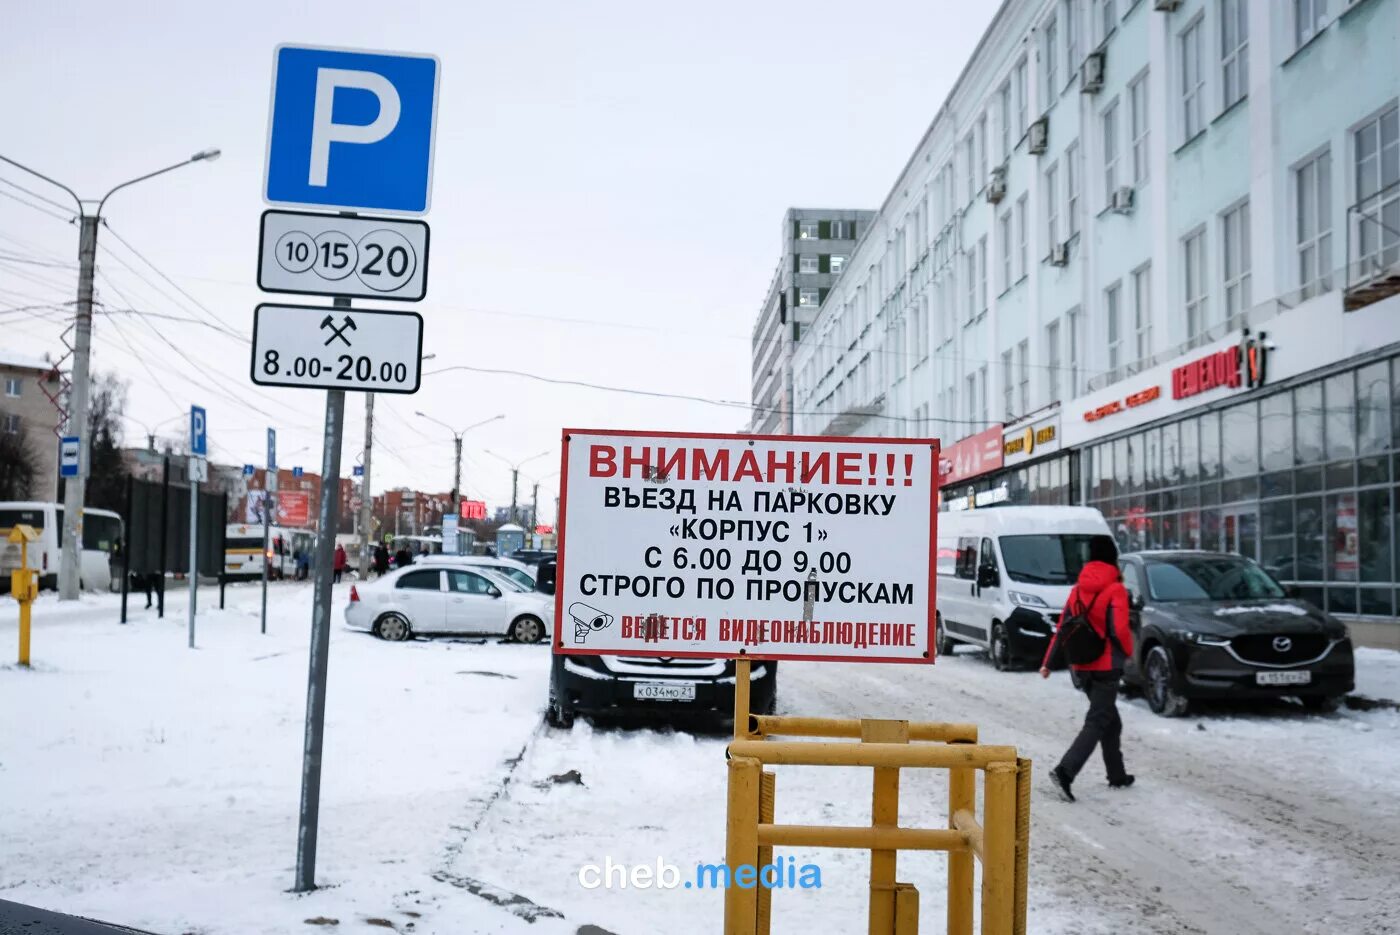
[1057,589,1122,666]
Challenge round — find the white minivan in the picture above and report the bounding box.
[0,501,124,592]
[935,506,1111,670]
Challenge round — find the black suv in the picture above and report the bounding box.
[508,549,556,567]
[547,652,777,728]
[1118,551,1354,716]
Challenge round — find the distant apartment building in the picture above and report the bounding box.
[0,352,64,500]
[749,208,875,435]
[792,0,1400,621]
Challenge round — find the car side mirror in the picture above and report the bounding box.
[1130,593,1145,610]
[977,565,999,589]
[488,585,502,598]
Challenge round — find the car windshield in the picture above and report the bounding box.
[482,569,530,592]
[997,534,1098,585]
[497,567,536,590]
[1145,556,1287,601]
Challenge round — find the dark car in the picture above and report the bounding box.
[547,652,777,728]
[508,549,556,567]
[1118,550,1354,716]
[534,557,556,595]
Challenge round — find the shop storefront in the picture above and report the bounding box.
[939,410,1077,512]
[1061,296,1400,621]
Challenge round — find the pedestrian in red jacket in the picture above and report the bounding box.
[333,543,348,584]
[1040,535,1135,801]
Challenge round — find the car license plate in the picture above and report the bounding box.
[1256,670,1311,686]
[633,681,696,702]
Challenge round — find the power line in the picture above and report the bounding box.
[0,187,73,224]
[100,221,247,342]
[0,175,75,214]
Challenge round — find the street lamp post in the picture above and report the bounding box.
[414,411,505,518]
[483,449,551,525]
[0,148,221,601]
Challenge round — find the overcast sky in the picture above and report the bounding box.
[1,1,997,519]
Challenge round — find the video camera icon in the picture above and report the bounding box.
[568,602,613,645]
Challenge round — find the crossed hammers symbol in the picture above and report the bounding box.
[320,315,357,347]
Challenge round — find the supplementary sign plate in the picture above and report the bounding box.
[554,430,938,663]
[251,303,422,394]
[257,210,429,301]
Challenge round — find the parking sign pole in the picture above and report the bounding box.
[295,295,349,893]
[188,474,198,648]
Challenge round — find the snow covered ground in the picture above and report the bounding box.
[3,583,1399,934]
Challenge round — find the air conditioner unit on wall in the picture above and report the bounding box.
[1153,0,1182,10]
[1050,242,1069,266]
[986,166,1007,204]
[1111,186,1135,213]
[1028,117,1049,155]
[1081,52,1106,94]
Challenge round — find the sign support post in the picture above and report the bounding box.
[295,296,349,893]
[188,473,198,647]
[263,429,277,635]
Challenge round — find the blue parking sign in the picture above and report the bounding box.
[190,406,207,457]
[264,45,440,215]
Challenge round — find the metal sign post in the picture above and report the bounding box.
[188,406,207,648]
[263,42,437,895]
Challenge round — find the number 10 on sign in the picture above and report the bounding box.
[257,210,430,302]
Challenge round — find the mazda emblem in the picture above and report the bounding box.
[1272,636,1292,653]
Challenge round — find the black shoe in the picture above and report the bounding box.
[1109,774,1136,789]
[1050,766,1076,802]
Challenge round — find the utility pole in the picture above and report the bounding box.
[0,148,221,601]
[453,435,463,516]
[357,394,375,578]
[58,215,98,601]
[510,468,519,525]
[530,482,539,538]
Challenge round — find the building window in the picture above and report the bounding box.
[966,250,978,322]
[966,374,978,425]
[1065,0,1079,73]
[977,236,988,316]
[1294,0,1328,50]
[1129,71,1150,185]
[1094,0,1116,45]
[1180,16,1205,142]
[2,413,19,434]
[1045,161,1060,248]
[799,255,819,274]
[1353,104,1400,278]
[1132,263,1152,366]
[1041,14,1059,109]
[1294,148,1332,299]
[1015,57,1029,135]
[1015,194,1029,279]
[798,288,820,307]
[834,220,856,239]
[1067,306,1083,395]
[963,135,976,204]
[1102,98,1120,204]
[978,365,989,425]
[1222,200,1252,319]
[1183,228,1208,340]
[999,82,1012,161]
[1066,140,1081,237]
[1002,349,1015,420]
[799,221,820,240]
[830,254,847,275]
[3,377,20,398]
[1221,0,1249,111]
[977,114,989,190]
[1046,319,1062,403]
[1105,282,1122,372]
[1017,339,1030,414]
[998,210,1013,292]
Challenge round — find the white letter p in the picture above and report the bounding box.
[309,67,401,187]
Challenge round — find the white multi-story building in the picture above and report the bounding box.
[793,0,1400,622]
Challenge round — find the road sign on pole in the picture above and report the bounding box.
[268,428,278,471]
[250,303,423,393]
[258,210,430,301]
[58,437,80,478]
[190,406,208,457]
[292,466,304,478]
[352,464,364,477]
[553,430,939,663]
[243,463,256,477]
[264,45,440,215]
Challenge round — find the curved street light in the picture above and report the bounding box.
[0,146,221,601]
[413,411,505,514]
[483,449,551,525]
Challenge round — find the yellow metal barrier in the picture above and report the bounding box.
[724,657,1031,935]
[7,524,40,666]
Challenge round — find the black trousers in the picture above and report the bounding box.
[1058,671,1129,784]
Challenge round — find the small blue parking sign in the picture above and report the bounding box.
[264,44,440,215]
[190,406,208,457]
[243,464,256,477]
[293,466,304,478]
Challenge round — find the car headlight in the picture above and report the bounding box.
[1181,631,1229,646]
[1008,590,1050,608]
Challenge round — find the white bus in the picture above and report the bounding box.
[0,501,124,592]
[225,524,315,580]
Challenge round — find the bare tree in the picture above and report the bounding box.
[0,420,40,499]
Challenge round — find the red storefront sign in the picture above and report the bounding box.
[277,491,311,527]
[534,524,554,535]
[460,499,487,520]
[1083,385,1161,422]
[1172,329,1270,400]
[940,426,1004,484]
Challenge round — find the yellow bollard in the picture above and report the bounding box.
[982,762,1018,935]
[724,754,762,935]
[8,525,40,667]
[756,769,776,935]
[1014,758,1032,935]
[893,882,920,935]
